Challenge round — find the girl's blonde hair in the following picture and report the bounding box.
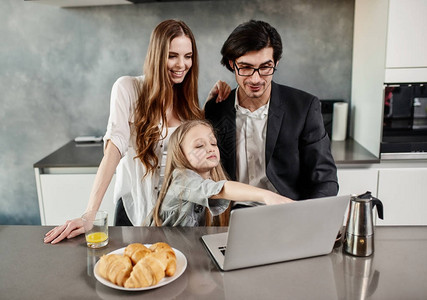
[134,20,203,176]
[153,120,230,226]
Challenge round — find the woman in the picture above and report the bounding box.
[44,19,230,244]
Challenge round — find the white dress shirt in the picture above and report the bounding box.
[234,88,278,207]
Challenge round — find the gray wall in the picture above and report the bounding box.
[0,0,354,225]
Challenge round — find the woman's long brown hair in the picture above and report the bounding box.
[153,120,231,226]
[134,20,203,176]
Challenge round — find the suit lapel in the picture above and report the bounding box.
[266,82,286,166]
[216,90,237,180]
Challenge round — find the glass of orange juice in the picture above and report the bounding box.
[82,210,108,248]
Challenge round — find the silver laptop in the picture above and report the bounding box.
[201,195,350,271]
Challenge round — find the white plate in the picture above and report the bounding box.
[94,244,187,291]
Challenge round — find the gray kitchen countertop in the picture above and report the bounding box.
[34,138,379,169]
[1,225,426,299]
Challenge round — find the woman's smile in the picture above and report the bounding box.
[170,70,186,78]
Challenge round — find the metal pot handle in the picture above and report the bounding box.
[357,191,384,220]
[372,198,384,220]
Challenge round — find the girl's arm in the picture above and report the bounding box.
[44,141,121,244]
[210,181,293,205]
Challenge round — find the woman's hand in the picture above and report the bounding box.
[44,218,85,244]
[205,80,231,105]
[263,191,294,205]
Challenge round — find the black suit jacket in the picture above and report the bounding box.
[205,81,338,200]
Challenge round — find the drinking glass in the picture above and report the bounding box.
[82,210,108,248]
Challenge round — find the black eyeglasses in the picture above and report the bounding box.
[233,61,276,77]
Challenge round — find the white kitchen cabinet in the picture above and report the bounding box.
[377,168,427,225]
[337,168,378,197]
[385,0,427,70]
[36,171,116,226]
[385,0,427,82]
[351,0,389,157]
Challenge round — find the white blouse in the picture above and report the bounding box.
[103,75,176,225]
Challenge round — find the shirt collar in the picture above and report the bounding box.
[234,86,270,118]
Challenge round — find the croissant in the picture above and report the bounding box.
[151,249,177,277]
[149,242,174,253]
[98,254,114,279]
[124,255,165,288]
[98,254,132,287]
[124,258,155,288]
[124,243,151,265]
[149,242,177,277]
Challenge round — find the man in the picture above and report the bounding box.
[205,20,338,204]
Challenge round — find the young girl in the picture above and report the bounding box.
[152,120,293,227]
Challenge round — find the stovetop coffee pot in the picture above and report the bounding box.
[344,191,384,256]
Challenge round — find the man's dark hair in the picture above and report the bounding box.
[220,20,283,72]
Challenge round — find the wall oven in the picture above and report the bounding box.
[381,83,427,159]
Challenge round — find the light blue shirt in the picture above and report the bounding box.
[156,168,229,226]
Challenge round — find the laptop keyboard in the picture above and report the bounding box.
[219,246,227,256]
